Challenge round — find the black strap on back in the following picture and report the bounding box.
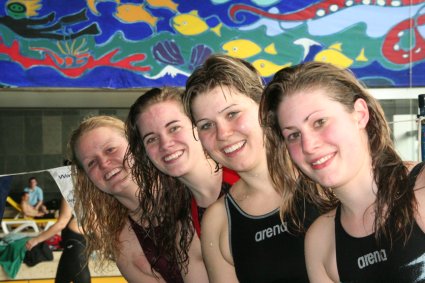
[409,162,425,189]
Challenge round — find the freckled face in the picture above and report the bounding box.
[75,127,131,196]
[277,88,370,189]
[137,100,204,177]
[191,86,264,173]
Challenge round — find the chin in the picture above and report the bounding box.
[160,167,181,178]
[315,177,339,189]
[169,169,186,178]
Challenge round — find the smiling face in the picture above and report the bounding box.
[75,127,131,196]
[277,88,371,189]
[192,86,264,173]
[137,100,204,177]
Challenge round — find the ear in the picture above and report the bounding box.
[353,98,369,129]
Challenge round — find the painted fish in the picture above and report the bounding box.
[252,59,291,77]
[314,43,367,69]
[86,0,120,16]
[115,3,158,26]
[7,0,42,17]
[146,0,178,12]
[223,39,277,59]
[172,11,222,36]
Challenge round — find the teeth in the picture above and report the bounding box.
[223,141,245,154]
[312,154,333,165]
[105,168,120,180]
[164,150,183,162]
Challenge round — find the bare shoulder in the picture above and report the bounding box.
[305,209,336,253]
[202,195,227,228]
[308,209,336,235]
[201,193,233,260]
[305,209,338,283]
[201,196,228,244]
[200,194,238,282]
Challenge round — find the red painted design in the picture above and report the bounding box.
[230,1,424,22]
[383,14,425,64]
[0,39,150,78]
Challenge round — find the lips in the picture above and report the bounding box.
[163,150,184,163]
[222,140,246,155]
[310,152,335,170]
[105,167,121,180]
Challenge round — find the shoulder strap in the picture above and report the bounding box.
[409,162,425,189]
[191,197,201,238]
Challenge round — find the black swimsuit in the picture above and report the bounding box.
[335,162,425,283]
[225,193,311,283]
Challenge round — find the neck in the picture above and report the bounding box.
[114,182,140,213]
[237,152,274,193]
[178,158,223,207]
[336,179,378,237]
[335,175,377,218]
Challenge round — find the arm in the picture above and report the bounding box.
[201,200,239,283]
[20,201,43,218]
[34,200,43,210]
[33,187,44,209]
[25,199,72,250]
[37,187,44,204]
[305,213,338,283]
[182,233,208,283]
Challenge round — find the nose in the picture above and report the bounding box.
[301,132,320,154]
[216,122,232,141]
[98,155,110,169]
[159,134,174,151]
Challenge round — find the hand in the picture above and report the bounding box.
[26,238,39,250]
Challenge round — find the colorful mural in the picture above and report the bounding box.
[0,0,424,88]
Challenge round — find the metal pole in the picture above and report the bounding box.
[418,94,425,161]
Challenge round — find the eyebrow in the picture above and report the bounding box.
[281,111,320,131]
[81,139,114,160]
[195,103,237,125]
[218,103,236,114]
[142,120,180,140]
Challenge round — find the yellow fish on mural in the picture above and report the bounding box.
[114,3,158,26]
[172,11,222,36]
[314,43,368,69]
[7,0,42,17]
[86,0,120,16]
[223,39,277,59]
[146,0,178,12]
[252,59,291,77]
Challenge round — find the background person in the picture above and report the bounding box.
[23,176,48,214]
[20,191,45,218]
[26,198,90,283]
